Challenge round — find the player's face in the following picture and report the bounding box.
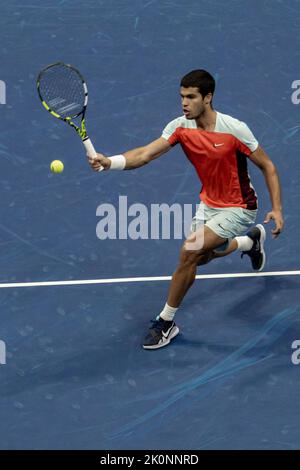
[180,86,211,119]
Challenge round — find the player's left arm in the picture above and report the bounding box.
[248,145,284,238]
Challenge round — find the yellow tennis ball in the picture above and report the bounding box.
[50,160,64,173]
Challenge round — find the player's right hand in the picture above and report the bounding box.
[87,152,111,171]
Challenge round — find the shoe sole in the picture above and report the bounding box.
[256,223,266,272]
[143,326,180,350]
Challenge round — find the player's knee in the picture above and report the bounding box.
[185,229,205,252]
[179,244,209,268]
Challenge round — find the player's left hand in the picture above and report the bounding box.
[264,210,284,238]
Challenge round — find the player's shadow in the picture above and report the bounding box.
[175,275,300,352]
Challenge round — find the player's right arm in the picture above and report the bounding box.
[88,137,171,171]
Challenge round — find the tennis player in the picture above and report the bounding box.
[88,70,284,350]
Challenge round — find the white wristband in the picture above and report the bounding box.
[108,154,126,170]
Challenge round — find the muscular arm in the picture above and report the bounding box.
[88,137,171,171]
[249,145,284,237]
[123,137,171,169]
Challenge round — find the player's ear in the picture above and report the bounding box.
[204,93,212,105]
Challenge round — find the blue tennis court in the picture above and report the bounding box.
[0,0,299,450]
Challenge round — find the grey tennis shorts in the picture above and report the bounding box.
[190,202,258,251]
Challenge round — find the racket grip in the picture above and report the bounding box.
[83,138,104,172]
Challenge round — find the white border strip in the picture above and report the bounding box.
[0,271,299,289]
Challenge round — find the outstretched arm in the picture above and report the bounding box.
[88,137,171,171]
[249,145,284,238]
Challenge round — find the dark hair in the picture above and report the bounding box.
[180,69,215,100]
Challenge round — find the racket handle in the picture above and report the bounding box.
[83,138,104,172]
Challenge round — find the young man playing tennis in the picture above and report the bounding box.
[88,69,284,350]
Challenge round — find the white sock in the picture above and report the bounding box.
[235,235,254,252]
[159,303,178,322]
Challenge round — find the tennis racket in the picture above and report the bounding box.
[37,62,103,170]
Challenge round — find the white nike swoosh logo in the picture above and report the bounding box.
[214,143,224,147]
[162,326,173,338]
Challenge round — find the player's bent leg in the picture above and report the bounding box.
[167,226,227,307]
[211,224,266,271]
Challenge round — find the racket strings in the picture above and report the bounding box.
[39,64,86,118]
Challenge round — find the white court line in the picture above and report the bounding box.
[0,270,299,289]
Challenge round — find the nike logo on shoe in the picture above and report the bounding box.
[162,326,173,338]
[214,143,224,147]
[143,322,180,350]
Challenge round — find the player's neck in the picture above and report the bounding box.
[195,108,217,132]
